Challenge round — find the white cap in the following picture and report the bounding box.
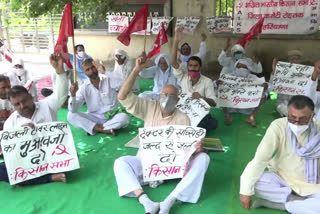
[231,44,245,56]
[12,58,24,67]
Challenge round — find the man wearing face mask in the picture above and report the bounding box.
[138,53,178,100]
[67,58,130,136]
[114,56,209,214]
[68,44,92,85]
[240,95,320,213]
[218,38,262,75]
[270,50,304,117]
[171,27,218,131]
[8,58,37,101]
[220,59,268,126]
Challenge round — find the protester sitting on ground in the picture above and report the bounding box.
[304,60,320,120]
[240,95,320,214]
[218,38,262,75]
[178,32,207,64]
[67,58,130,136]
[98,49,139,92]
[114,55,210,214]
[138,53,178,100]
[0,53,68,185]
[8,58,38,101]
[0,75,13,130]
[270,50,304,117]
[171,27,218,131]
[220,59,268,126]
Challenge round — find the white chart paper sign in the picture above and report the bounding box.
[217,74,265,108]
[176,93,211,126]
[151,17,174,34]
[234,0,320,34]
[175,16,201,34]
[206,16,232,33]
[270,61,314,95]
[0,122,80,185]
[139,125,206,182]
[108,15,129,33]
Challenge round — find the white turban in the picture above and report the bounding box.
[115,49,128,60]
[12,58,24,67]
[231,44,245,56]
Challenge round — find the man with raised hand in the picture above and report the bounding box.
[114,56,210,214]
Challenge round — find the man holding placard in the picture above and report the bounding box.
[305,60,320,121]
[171,27,218,131]
[218,59,268,126]
[240,95,320,214]
[114,56,210,214]
[0,53,69,185]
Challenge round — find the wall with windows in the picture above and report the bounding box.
[71,0,320,79]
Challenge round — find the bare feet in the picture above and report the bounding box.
[93,124,116,136]
[246,115,257,127]
[101,129,116,136]
[51,173,67,183]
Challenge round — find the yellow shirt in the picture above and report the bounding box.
[240,117,320,197]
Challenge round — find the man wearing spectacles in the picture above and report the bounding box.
[240,95,320,213]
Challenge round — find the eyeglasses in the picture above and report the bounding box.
[287,114,313,125]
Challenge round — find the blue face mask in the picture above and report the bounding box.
[234,53,244,61]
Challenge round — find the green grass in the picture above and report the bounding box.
[0,80,286,214]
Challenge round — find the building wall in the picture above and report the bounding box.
[71,0,320,80]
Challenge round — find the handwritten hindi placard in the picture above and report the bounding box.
[151,17,174,34]
[217,74,265,108]
[175,16,201,34]
[0,122,80,185]
[234,0,320,34]
[206,16,232,33]
[108,15,129,33]
[139,125,206,182]
[270,61,314,95]
[176,93,211,126]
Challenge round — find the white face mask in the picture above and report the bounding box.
[235,68,249,78]
[77,51,85,58]
[14,68,25,76]
[288,122,309,137]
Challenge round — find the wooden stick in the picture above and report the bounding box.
[143,28,147,53]
[71,35,77,83]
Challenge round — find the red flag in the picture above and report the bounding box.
[237,18,264,48]
[54,2,74,69]
[117,4,148,46]
[146,23,168,59]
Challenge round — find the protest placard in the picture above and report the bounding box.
[139,125,206,182]
[0,122,80,185]
[175,16,201,34]
[234,0,320,34]
[108,15,129,33]
[270,61,314,96]
[151,17,174,34]
[176,93,211,126]
[216,74,265,108]
[206,16,232,33]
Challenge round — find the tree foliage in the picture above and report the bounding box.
[216,0,234,16]
[1,0,118,25]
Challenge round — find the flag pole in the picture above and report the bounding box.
[143,29,147,53]
[72,35,77,83]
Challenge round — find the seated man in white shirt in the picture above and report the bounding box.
[0,53,68,185]
[270,50,303,117]
[171,27,218,131]
[0,75,14,130]
[139,53,178,100]
[218,38,262,75]
[114,56,209,214]
[67,58,130,136]
[240,95,320,213]
[220,59,268,126]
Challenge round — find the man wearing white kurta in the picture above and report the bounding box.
[171,27,218,131]
[67,58,129,136]
[114,56,210,214]
[240,95,320,214]
[1,53,68,184]
[139,53,178,100]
